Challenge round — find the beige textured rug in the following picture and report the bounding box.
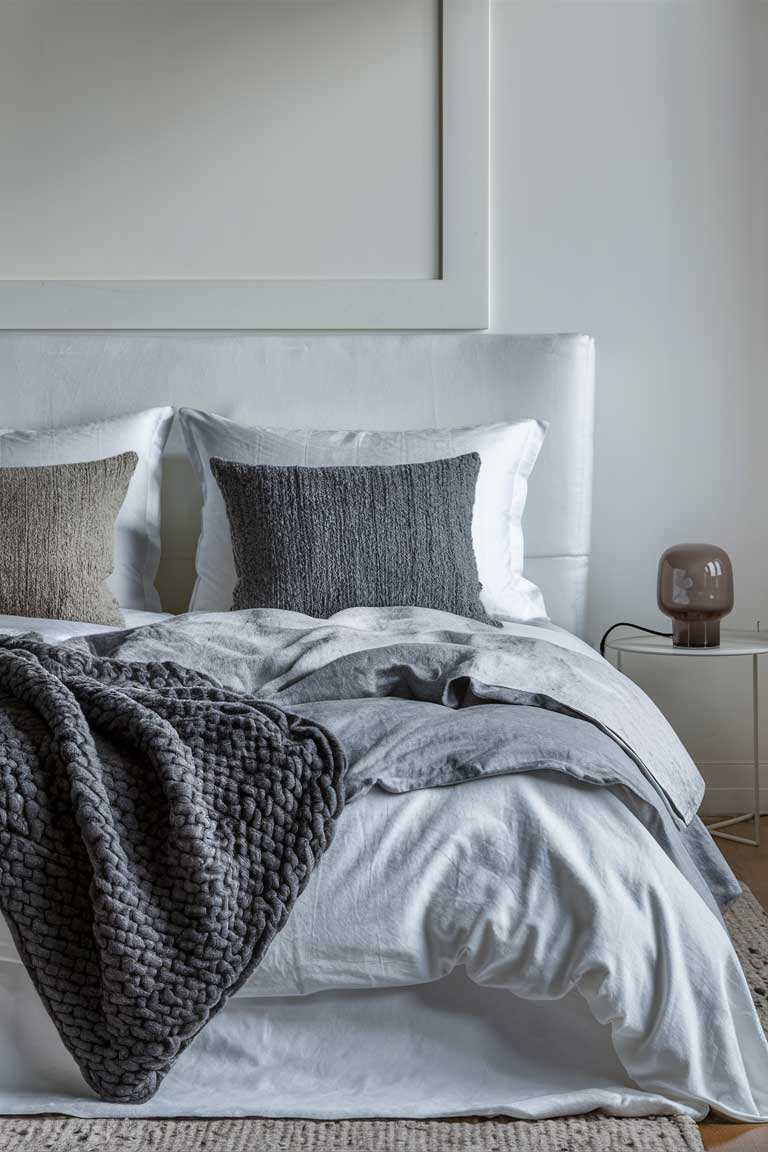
[0,1114,704,1151]
[1,887,766,1152]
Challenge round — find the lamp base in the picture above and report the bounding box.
[673,619,721,647]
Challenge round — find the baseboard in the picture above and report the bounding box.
[695,761,768,815]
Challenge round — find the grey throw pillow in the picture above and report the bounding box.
[0,452,138,626]
[209,453,497,626]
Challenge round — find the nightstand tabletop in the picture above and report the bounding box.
[605,630,768,658]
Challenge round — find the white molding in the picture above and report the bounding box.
[698,788,768,817]
[0,0,489,331]
[698,761,768,770]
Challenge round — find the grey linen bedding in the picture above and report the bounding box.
[85,607,734,900]
[0,637,344,1104]
[0,607,736,1104]
[89,607,734,904]
[90,607,705,821]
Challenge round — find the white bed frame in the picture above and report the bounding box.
[0,333,595,634]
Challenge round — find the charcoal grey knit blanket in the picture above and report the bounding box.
[0,638,345,1105]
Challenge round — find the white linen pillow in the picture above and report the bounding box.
[0,407,173,611]
[179,409,548,621]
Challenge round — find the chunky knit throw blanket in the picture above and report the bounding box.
[0,638,345,1104]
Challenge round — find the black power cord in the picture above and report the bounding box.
[599,621,673,659]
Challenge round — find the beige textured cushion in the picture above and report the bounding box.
[0,452,137,626]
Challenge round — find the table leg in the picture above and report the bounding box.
[707,654,760,847]
[753,653,760,846]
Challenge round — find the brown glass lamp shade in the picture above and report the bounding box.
[657,543,734,647]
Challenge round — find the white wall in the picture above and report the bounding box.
[492,0,768,811]
[1,0,765,809]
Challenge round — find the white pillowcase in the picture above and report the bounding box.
[0,408,173,611]
[179,409,548,621]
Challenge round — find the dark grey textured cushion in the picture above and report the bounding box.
[209,453,497,626]
[0,452,137,626]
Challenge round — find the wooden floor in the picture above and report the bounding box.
[699,817,768,1150]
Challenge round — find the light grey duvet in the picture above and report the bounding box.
[89,605,704,813]
[83,605,729,907]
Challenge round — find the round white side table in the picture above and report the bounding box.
[605,630,767,847]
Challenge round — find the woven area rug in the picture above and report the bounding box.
[0,1114,704,1151]
[1,886,766,1152]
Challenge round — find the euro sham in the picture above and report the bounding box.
[178,409,547,620]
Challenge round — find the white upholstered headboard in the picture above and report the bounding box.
[0,333,595,634]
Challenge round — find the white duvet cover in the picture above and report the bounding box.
[0,612,766,1122]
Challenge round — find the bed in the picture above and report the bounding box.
[0,334,766,1123]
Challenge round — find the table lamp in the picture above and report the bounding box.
[657,543,734,647]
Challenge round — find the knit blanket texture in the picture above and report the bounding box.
[0,638,344,1104]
